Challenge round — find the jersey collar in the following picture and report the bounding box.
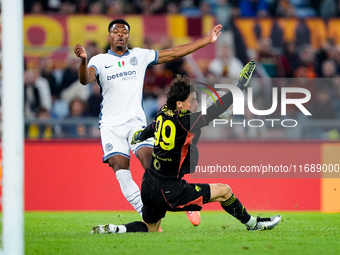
[108,49,130,57]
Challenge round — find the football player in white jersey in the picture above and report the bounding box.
[74,19,222,227]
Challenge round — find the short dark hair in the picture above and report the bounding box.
[108,19,130,32]
[166,74,195,111]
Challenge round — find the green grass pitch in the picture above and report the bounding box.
[2,211,340,255]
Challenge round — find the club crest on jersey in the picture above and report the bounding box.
[130,56,138,66]
[118,61,125,67]
[105,143,113,152]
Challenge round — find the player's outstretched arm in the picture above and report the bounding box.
[204,60,256,122]
[190,60,256,133]
[74,44,96,85]
[157,24,222,64]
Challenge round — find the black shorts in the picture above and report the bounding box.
[141,169,211,224]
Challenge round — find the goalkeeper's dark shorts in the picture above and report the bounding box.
[141,169,211,224]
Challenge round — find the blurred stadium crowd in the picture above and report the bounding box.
[1,0,340,139]
[24,0,340,18]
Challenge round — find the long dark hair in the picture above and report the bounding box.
[166,74,195,110]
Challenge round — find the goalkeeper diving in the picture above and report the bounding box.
[92,60,282,233]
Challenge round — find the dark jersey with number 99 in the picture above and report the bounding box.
[140,88,235,180]
[144,105,207,179]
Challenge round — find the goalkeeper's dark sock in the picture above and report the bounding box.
[106,221,148,233]
[119,221,148,233]
[220,194,255,227]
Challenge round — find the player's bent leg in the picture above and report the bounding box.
[108,155,144,216]
[208,183,233,202]
[107,154,130,172]
[91,221,149,234]
[144,220,162,232]
[91,220,163,234]
[141,199,166,232]
[209,183,255,228]
[136,146,152,171]
[208,183,281,231]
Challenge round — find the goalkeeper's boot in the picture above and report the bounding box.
[238,59,256,88]
[247,215,281,231]
[104,224,118,233]
[185,211,201,226]
[91,224,118,234]
[91,225,108,234]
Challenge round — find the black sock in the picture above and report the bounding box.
[220,194,251,224]
[124,221,148,232]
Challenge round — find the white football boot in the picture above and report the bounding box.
[247,215,282,231]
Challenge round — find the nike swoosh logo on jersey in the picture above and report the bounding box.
[105,65,114,68]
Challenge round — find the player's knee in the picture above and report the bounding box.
[144,221,161,232]
[218,184,232,199]
[108,156,129,172]
[137,147,152,170]
[147,225,158,232]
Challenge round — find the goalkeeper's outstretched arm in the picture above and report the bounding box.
[190,60,256,132]
[131,60,256,144]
